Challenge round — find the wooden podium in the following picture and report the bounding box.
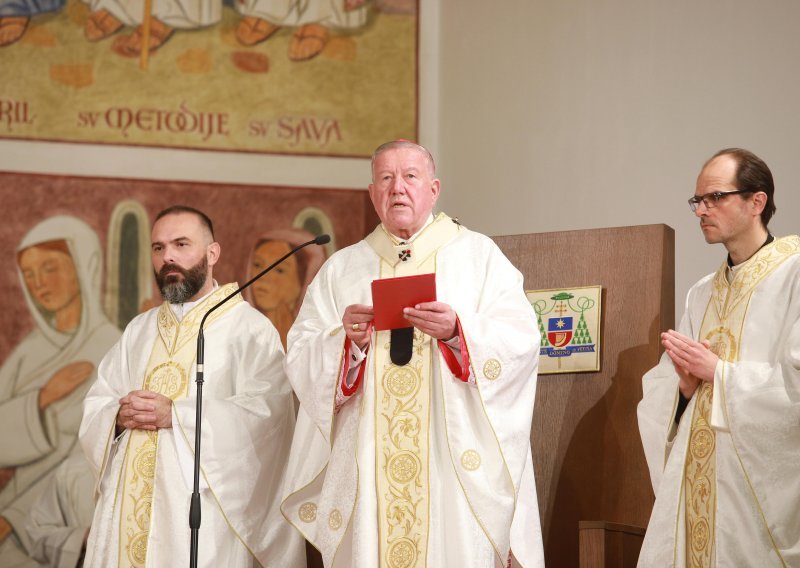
[493,224,674,568]
[578,521,647,568]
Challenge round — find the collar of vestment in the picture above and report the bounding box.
[365,212,462,270]
[726,233,775,268]
[168,281,219,321]
[156,282,242,357]
[711,234,800,321]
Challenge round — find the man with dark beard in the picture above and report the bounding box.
[78,205,304,568]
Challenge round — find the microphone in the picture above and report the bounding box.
[189,233,329,568]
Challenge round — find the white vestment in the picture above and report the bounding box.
[25,450,94,568]
[0,216,120,567]
[79,285,304,568]
[282,213,545,568]
[82,0,220,29]
[637,236,800,567]
[83,0,365,38]
[235,0,367,30]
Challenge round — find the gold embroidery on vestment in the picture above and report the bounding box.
[684,381,716,568]
[461,450,481,471]
[367,215,461,568]
[375,333,430,568]
[483,358,501,381]
[683,237,799,567]
[117,284,241,568]
[387,537,417,568]
[299,502,317,523]
[328,509,342,530]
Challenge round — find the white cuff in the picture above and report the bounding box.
[344,343,367,388]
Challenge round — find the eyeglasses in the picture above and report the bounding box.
[688,189,756,212]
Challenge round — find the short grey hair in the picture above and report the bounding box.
[371,140,436,177]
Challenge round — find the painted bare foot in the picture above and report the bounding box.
[236,15,280,46]
[85,9,123,41]
[111,17,174,58]
[288,23,328,61]
[0,16,28,47]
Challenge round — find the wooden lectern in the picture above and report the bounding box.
[493,224,674,568]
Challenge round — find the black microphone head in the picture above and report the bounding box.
[315,234,331,245]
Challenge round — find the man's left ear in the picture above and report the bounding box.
[207,242,221,267]
[752,191,767,216]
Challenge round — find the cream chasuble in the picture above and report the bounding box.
[118,284,241,567]
[685,239,799,567]
[80,280,305,568]
[638,236,800,568]
[281,212,546,568]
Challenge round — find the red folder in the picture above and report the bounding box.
[371,273,437,331]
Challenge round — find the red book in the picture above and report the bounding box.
[371,273,437,331]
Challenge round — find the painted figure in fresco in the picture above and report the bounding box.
[0,216,120,567]
[235,0,368,61]
[243,228,326,349]
[80,0,213,57]
[0,0,64,47]
[81,0,369,59]
[24,449,94,567]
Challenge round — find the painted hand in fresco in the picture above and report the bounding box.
[0,467,15,492]
[0,516,10,543]
[38,361,95,411]
[402,301,457,341]
[117,390,173,431]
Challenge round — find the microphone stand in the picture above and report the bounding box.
[189,234,329,568]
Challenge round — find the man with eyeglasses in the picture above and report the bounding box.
[637,148,800,567]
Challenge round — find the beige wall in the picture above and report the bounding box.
[435,0,799,320]
[2,0,798,319]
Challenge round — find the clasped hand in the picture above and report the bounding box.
[117,390,173,431]
[662,329,719,399]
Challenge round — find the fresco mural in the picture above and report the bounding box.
[0,170,378,566]
[243,227,327,348]
[0,0,418,156]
